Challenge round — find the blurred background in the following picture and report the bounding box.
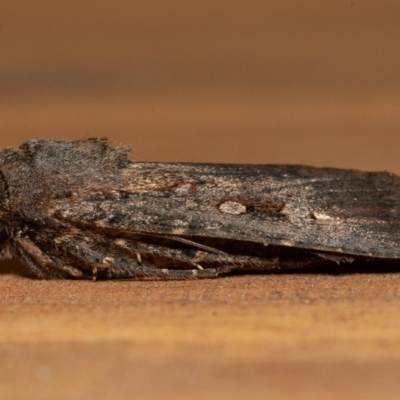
[2,4,400,399]
[1,0,400,171]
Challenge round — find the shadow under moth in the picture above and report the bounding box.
[0,138,399,280]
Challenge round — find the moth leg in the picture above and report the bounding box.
[158,266,231,279]
[45,233,233,280]
[12,237,84,279]
[12,240,48,278]
[92,266,98,281]
[91,256,115,281]
[105,264,231,280]
[112,240,143,267]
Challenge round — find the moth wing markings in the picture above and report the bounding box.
[52,197,360,261]
[51,163,400,260]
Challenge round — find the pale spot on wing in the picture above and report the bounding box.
[171,228,186,235]
[114,239,127,246]
[219,201,246,215]
[279,240,294,246]
[313,212,333,221]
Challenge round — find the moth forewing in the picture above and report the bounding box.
[0,138,399,279]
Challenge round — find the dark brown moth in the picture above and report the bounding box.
[0,138,399,280]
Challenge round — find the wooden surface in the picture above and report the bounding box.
[1,261,400,400]
[2,1,400,399]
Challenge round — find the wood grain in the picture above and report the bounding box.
[1,260,400,399]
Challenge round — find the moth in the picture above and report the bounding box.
[0,138,399,280]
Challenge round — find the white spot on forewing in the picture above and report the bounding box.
[219,201,246,215]
[174,184,192,194]
[114,239,127,247]
[313,212,333,221]
[171,228,186,235]
[172,219,189,228]
[279,240,294,246]
[114,239,127,246]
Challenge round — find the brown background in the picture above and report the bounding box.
[1,1,400,399]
